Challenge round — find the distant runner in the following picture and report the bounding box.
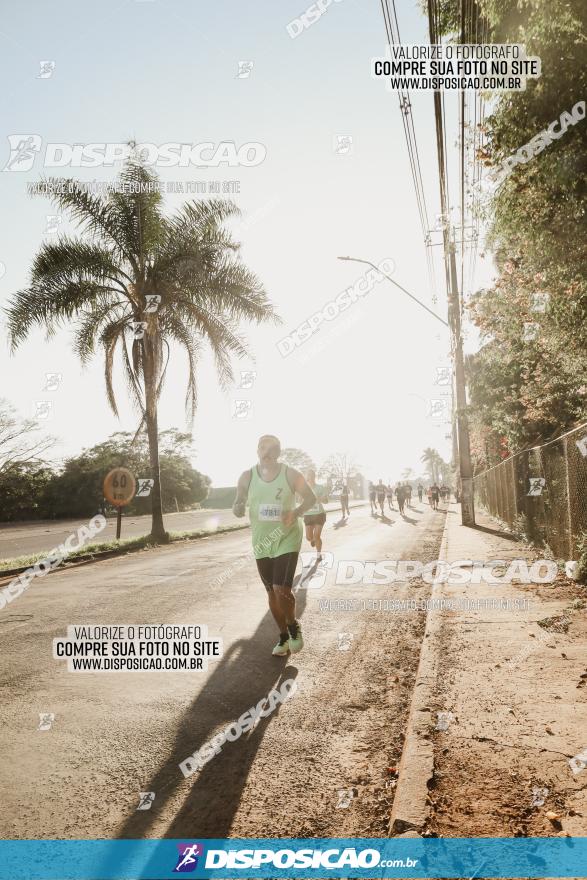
[368,482,377,515]
[396,482,406,515]
[417,483,423,503]
[406,483,413,508]
[386,483,394,512]
[340,484,350,518]
[233,434,316,656]
[430,482,440,511]
[303,469,328,561]
[375,479,387,516]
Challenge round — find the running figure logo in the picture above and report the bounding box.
[3,134,42,171]
[173,843,204,873]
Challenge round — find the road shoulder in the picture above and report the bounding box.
[390,502,587,838]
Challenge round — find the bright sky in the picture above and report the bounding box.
[0,0,495,487]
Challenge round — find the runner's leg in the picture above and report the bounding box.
[257,558,288,632]
[273,553,303,653]
[274,584,295,626]
[272,553,299,626]
[268,587,288,631]
[313,523,323,555]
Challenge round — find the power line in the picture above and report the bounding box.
[379,0,438,302]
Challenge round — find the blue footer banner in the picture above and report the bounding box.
[0,838,586,878]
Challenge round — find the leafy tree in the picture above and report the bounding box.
[0,399,55,475]
[40,430,210,519]
[4,154,277,541]
[429,0,587,453]
[0,462,56,522]
[318,452,361,490]
[280,448,315,472]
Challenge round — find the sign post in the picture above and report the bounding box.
[103,468,136,540]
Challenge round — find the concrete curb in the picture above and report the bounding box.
[388,507,452,836]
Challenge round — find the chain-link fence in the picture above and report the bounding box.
[473,423,587,559]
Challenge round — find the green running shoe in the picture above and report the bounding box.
[287,620,304,654]
[272,632,290,656]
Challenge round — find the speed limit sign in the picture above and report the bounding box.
[103,468,136,507]
[103,468,136,539]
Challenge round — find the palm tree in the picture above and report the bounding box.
[420,448,442,484]
[5,156,278,542]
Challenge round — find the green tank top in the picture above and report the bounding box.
[247,463,303,559]
[305,484,326,515]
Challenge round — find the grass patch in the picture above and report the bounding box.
[0,522,249,574]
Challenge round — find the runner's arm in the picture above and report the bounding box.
[285,467,316,520]
[232,470,251,518]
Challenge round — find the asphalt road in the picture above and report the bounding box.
[0,501,362,562]
[0,500,447,843]
[0,508,241,561]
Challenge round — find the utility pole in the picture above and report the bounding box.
[425,0,476,527]
[448,231,475,525]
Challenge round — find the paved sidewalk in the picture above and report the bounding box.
[392,502,587,838]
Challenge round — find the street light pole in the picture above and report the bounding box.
[337,252,475,525]
[337,256,448,327]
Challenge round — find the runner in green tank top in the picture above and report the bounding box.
[233,434,316,657]
[303,468,328,562]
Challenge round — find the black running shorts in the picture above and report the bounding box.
[303,512,326,526]
[256,551,299,591]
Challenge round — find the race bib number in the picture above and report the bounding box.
[259,503,283,521]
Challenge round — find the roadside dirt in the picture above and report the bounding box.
[425,536,587,841]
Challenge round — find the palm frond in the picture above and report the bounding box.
[74,299,129,364]
[163,316,204,422]
[100,318,131,416]
[6,281,118,350]
[33,178,140,273]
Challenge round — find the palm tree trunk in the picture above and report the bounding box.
[143,337,169,544]
[144,403,168,543]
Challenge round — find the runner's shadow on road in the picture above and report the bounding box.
[332,517,348,529]
[401,514,418,525]
[112,590,308,845]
